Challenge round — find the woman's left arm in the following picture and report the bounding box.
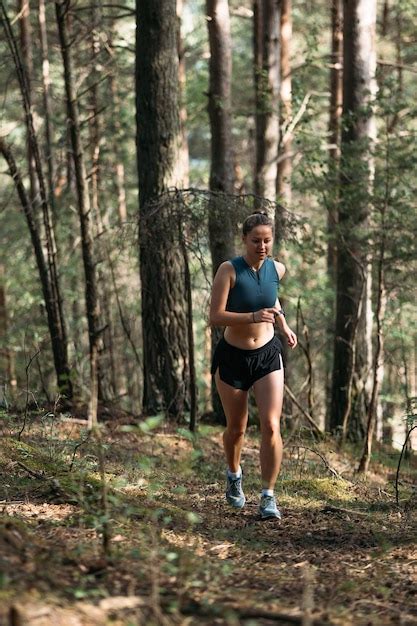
[274,298,297,349]
[274,260,297,349]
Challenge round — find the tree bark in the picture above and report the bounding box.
[206,0,236,272]
[327,0,343,287]
[206,0,236,420]
[1,3,71,398]
[177,0,190,189]
[325,0,343,430]
[254,0,280,217]
[55,0,101,425]
[330,0,377,438]
[0,264,16,404]
[106,10,128,226]
[38,0,57,223]
[136,0,189,417]
[276,0,292,210]
[88,1,116,403]
[0,138,71,398]
[17,0,38,205]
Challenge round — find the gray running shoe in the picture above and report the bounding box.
[259,495,282,520]
[226,472,246,509]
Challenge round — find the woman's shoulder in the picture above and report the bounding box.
[272,258,286,280]
[212,260,237,290]
[215,260,236,279]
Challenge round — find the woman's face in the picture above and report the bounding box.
[243,225,274,260]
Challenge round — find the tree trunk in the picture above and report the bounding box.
[88,1,116,404]
[276,0,292,210]
[254,0,280,217]
[17,0,38,205]
[55,0,101,426]
[206,0,236,271]
[358,271,386,472]
[358,201,387,471]
[206,0,236,421]
[136,0,189,418]
[177,0,190,189]
[1,3,71,399]
[105,11,128,225]
[0,138,71,398]
[38,0,57,223]
[325,0,343,430]
[327,0,343,287]
[330,0,377,438]
[0,264,16,405]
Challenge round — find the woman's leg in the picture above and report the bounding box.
[215,370,249,472]
[252,364,284,489]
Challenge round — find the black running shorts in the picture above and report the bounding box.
[211,335,283,391]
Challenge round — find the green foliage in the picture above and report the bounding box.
[0,0,415,448]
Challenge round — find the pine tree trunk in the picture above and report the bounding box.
[88,1,116,404]
[1,4,71,398]
[206,0,236,421]
[330,0,377,438]
[358,229,387,472]
[254,0,280,216]
[327,0,343,287]
[177,0,190,189]
[136,0,189,418]
[276,0,292,210]
[38,0,57,224]
[206,0,236,271]
[55,0,101,425]
[17,0,38,205]
[0,264,12,404]
[107,15,127,225]
[325,0,343,430]
[0,138,71,397]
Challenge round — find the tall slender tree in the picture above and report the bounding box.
[325,0,343,428]
[177,0,190,189]
[17,0,38,205]
[1,2,72,398]
[136,0,189,417]
[253,0,280,218]
[276,0,292,210]
[327,0,343,286]
[206,0,236,419]
[38,0,57,223]
[206,0,235,272]
[0,264,16,402]
[330,0,377,438]
[56,0,102,425]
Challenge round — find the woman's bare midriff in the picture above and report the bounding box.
[223,322,275,350]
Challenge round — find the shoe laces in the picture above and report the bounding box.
[229,476,243,496]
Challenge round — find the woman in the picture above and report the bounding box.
[209,211,297,520]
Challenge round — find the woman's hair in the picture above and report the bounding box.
[242,211,273,236]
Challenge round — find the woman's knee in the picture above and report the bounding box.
[225,422,247,440]
[260,418,281,439]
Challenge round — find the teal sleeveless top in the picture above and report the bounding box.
[226,256,279,313]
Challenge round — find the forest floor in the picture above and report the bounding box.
[0,410,416,626]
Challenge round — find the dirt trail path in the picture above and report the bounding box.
[0,418,416,625]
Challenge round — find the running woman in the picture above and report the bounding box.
[209,211,297,519]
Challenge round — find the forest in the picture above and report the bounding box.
[0,0,416,624]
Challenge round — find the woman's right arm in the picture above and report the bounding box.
[209,262,276,327]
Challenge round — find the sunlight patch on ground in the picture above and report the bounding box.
[3,502,76,522]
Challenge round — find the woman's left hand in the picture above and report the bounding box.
[283,326,297,349]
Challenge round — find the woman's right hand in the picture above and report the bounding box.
[253,308,278,324]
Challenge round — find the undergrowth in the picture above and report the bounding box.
[0,412,416,625]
